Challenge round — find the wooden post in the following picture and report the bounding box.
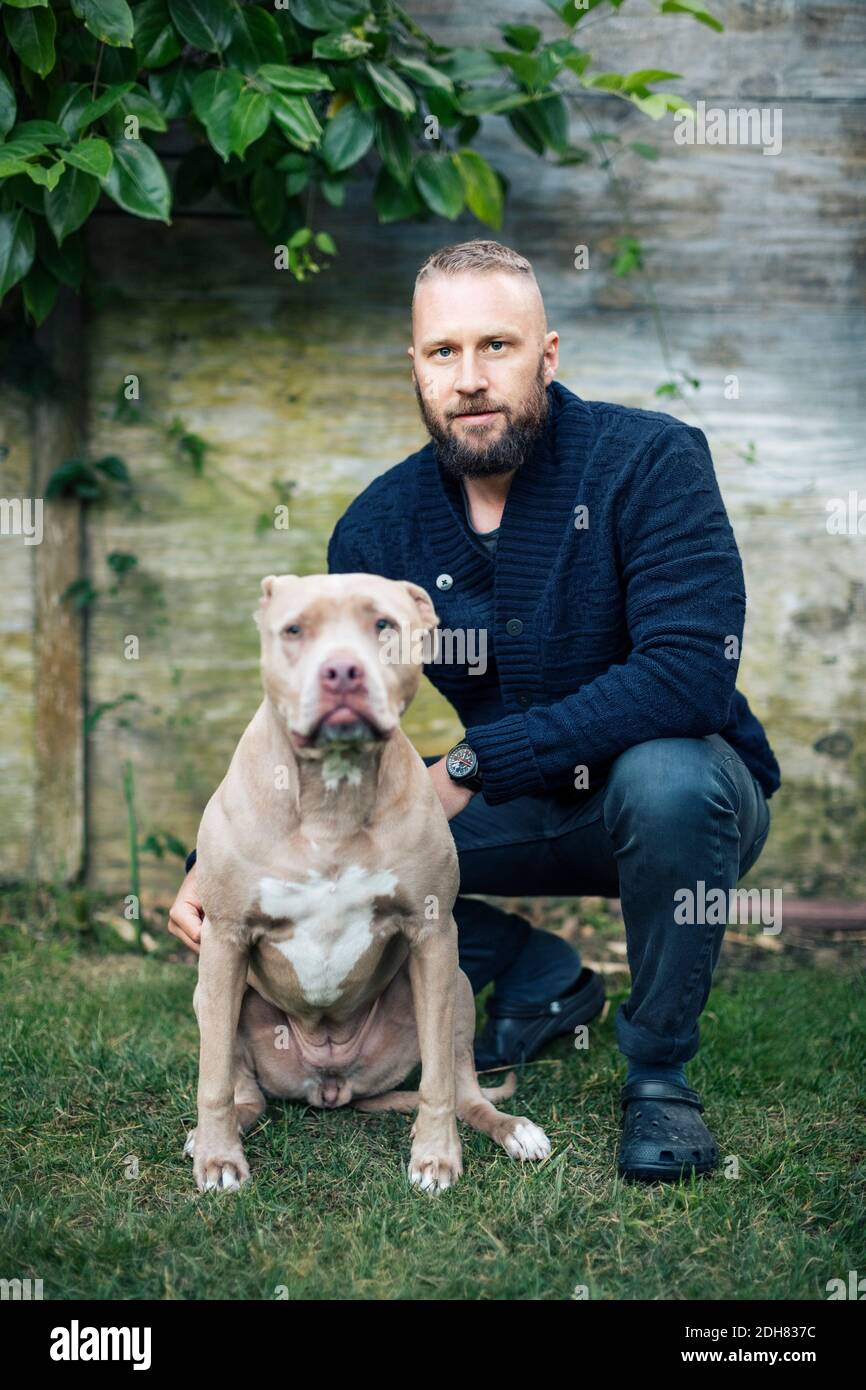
[30,287,87,882]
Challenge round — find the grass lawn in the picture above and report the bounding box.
[1,890,864,1301]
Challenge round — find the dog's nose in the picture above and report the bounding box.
[319,651,366,694]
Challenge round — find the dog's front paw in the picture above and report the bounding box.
[408,1127,463,1194]
[192,1138,250,1193]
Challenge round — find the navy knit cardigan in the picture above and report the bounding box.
[327,379,781,807]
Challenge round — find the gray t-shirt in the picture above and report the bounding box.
[460,481,499,558]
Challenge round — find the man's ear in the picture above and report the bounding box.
[401,580,439,632]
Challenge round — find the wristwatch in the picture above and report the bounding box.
[445,740,484,792]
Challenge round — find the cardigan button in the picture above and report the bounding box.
[505,618,523,636]
[435,573,453,591]
[516,691,532,707]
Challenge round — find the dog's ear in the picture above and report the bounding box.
[260,575,277,600]
[401,580,439,633]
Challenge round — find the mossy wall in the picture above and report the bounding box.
[1,0,864,900]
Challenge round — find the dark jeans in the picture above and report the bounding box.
[432,735,771,1068]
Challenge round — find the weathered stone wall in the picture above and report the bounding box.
[1,0,864,899]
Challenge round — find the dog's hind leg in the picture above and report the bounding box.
[453,971,552,1162]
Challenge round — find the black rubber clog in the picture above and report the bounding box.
[473,967,606,1071]
[617,1078,720,1182]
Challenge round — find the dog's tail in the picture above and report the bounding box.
[353,1069,518,1114]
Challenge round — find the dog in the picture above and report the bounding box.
[185,573,551,1194]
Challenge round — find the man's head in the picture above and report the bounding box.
[409,240,559,479]
[255,573,438,754]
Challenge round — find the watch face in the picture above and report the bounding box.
[446,743,477,780]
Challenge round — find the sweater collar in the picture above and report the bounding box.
[418,379,594,608]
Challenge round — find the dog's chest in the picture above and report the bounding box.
[253,864,400,1008]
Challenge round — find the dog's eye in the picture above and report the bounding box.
[375,617,394,631]
[282,623,302,637]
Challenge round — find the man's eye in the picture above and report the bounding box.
[375,617,394,631]
[282,624,302,637]
[435,347,453,359]
[489,340,505,352]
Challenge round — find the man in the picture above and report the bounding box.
[170,239,779,1182]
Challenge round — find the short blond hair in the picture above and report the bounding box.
[413,239,539,304]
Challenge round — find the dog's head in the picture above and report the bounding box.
[255,572,439,751]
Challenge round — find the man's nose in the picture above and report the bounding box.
[319,651,366,693]
[454,352,488,395]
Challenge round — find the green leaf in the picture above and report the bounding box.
[2,0,50,7]
[392,57,454,93]
[78,82,136,133]
[312,28,372,61]
[62,137,114,179]
[22,259,58,325]
[314,230,336,255]
[502,23,541,52]
[0,208,36,298]
[629,90,691,120]
[148,63,191,120]
[167,0,234,52]
[44,166,101,244]
[289,0,360,31]
[132,0,183,67]
[250,165,285,237]
[19,159,66,190]
[47,83,93,138]
[452,149,503,230]
[36,224,84,288]
[372,167,423,224]
[374,108,412,187]
[4,5,57,78]
[442,48,499,83]
[629,141,659,161]
[659,0,724,32]
[116,86,169,133]
[457,88,530,117]
[227,4,286,73]
[228,89,270,158]
[320,101,374,172]
[257,63,334,93]
[621,69,683,93]
[0,68,16,139]
[99,139,171,221]
[73,0,135,48]
[190,69,244,161]
[415,152,464,220]
[364,61,416,117]
[269,92,322,150]
[10,119,68,145]
[319,174,345,206]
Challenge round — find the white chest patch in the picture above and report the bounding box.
[257,865,399,1007]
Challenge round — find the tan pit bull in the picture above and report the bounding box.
[185,572,551,1194]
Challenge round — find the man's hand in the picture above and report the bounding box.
[168,865,203,954]
[428,756,474,821]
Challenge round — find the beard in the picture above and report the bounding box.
[414,360,549,480]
